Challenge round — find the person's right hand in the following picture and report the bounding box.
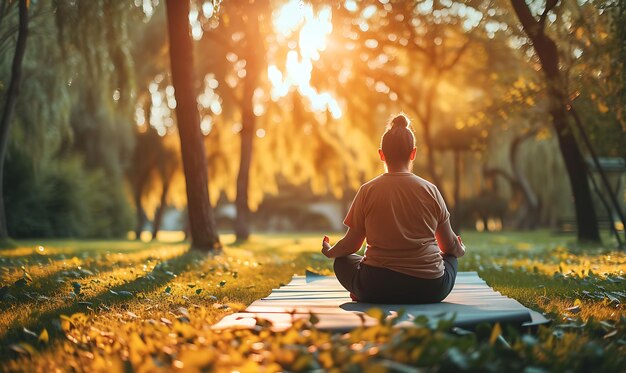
[321,235,332,258]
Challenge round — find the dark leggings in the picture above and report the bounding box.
[333,254,458,304]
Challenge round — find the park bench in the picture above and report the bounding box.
[556,217,625,234]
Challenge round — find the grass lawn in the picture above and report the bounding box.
[0,231,624,372]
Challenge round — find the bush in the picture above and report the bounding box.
[4,148,133,238]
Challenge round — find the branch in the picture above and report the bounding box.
[539,0,559,28]
[510,128,540,207]
[510,0,541,38]
[401,4,429,56]
[441,39,471,72]
[483,167,519,188]
[0,0,7,24]
[352,62,428,124]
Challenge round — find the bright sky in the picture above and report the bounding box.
[269,0,342,119]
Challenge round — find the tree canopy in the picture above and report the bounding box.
[0,0,623,242]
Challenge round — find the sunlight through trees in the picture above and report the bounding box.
[0,0,623,244]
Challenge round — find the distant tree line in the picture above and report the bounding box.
[0,0,623,248]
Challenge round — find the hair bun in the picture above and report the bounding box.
[391,114,409,129]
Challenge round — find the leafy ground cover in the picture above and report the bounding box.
[0,231,624,372]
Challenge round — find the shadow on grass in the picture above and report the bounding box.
[0,248,210,358]
[0,239,17,250]
[475,267,624,319]
[0,247,185,310]
[0,240,169,263]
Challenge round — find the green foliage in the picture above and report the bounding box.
[4,148,132,238]
[0,0,150,238]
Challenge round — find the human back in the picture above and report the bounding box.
[321,113,464,304]
[347,172,448,279]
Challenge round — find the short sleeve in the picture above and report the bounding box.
[343,187,366,233]
[434,187,450,226]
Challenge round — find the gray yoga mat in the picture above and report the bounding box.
[212,271,550,332]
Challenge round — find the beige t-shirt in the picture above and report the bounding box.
[344,172,449,279]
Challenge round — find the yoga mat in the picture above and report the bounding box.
[212,271,550,332]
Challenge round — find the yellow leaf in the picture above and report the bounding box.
[574,298,583,307]
[366,308,384,322]
[318,351,333,369]
[598,101,609,113]
[575,27,584,40]
[38,328,48,343]
[179,349,215,370]
[60,315,73,332]
[292,355,312,371]
[489,323,502,346]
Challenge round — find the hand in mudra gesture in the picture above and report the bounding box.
[321,235,332,258]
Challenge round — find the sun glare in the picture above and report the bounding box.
[270,0,342,119]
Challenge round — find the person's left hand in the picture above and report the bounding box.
[321,235,332,258]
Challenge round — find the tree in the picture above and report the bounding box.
[151,137,180,240]
[165,0,221,251]
[319,0,487,206]
[511,0,600,243]
[483,129,541,229]
[196,0,270,242]
[127,128,160,240]
[233,1,269,241]
[434,126,485,232]
[0,0,28,243]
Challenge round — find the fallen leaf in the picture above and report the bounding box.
[178,307,190,318]
[39,329,49,343]
[489,323,502,346]
[10,343,35,356]
[23,328,38,338]
[366,308,384,322]
[309,312,319,325]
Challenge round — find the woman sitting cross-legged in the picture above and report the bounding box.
[321,114,465,304]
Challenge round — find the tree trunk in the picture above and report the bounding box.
[483,130,540,229]
[134,191,146,240]
[0,0,28,241]
[165,0,221,251]
[152,179,171,241]
[511,0,600,243]
[451,150,461,233]
[510,130,540,229]
[551,104,600,242]
[420,77,448,202]
[569,105,626,243]
[234,9,265,242]
[132,164,151,240]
